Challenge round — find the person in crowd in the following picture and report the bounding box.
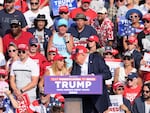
[68,13,97,46]
[0,0,4,10]
[114,53,137,84]
[14,0,28,13]
[112,82,132,113]
[0,69,14,113]
[28,38,47,78]
[47,18,73,68]
[0,0,27,37]
[24,0,53,29]
[0,38,6,68]
[91,7,114,47]
[137,13,150,52]
[10,43,39,102]
[39,54,69,89]
[103,46,116,59]
[27,14,52,56]
[53,6,75,32]
[133,82,150,113]
[86,35,101,54]
[71,45,112,113]
[5,42,19,74]
[122,9,144,50]
[50,106,64,113]
[125,36,143,70]
[123,72,141,104]
[70,0,97,24]
[29,88,65,113]
[117,0,140,17]
[140,0,150,15]
[2,19,33,59]
[42,46,58,72]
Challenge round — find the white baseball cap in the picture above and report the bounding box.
[97,7,107,14]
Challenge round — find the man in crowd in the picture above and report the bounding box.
[10,43,39,102]
[24,0,53,29]
[70,0,97,24]
[91,7,114,47]
[2,19,33,59]
[0,0,27,37]
[133,82,150,113]
[68,13,97,46]
[71,45,112,113]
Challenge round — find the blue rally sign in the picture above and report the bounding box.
[44,75,103,94]
[50,0,77,16]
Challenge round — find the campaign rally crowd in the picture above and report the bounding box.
[0,0,150,112]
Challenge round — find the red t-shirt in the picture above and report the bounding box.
[70,7,97,23]
[3,31,33,53]
[123,86,141,104]
[15,0,28,13]
[30,53,47,76]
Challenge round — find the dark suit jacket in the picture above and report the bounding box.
[132,97,145,113]
[71,52,112,113]
[132,50,143,70]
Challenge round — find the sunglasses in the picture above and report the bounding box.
[40,93,47,97]
[142,90,150,94]
[0,75,5,79]
[18,50,26,54]
[127,78,133,81]
[30,2,38,5]
[8,49,16,53]
[117,87,124,91]
[59,12,68,15]
[30,44,38,47]
[105,52,112,55]
[11,25,19,28]
[143,20,150,23]
[129,15,139,19]
[123,56,132,60]
[48,52,56,55]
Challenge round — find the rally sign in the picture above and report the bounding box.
[50,0,77,16]
[140,53,150,72]
[44,76,103,94]
[109,95,124,113]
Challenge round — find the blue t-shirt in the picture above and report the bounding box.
[0,9,27,37]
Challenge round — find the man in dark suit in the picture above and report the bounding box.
[133,82,150,113]
[71,45,112,113]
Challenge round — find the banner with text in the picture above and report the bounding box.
[140,53,150,72]
[109,95,124,113]
[44,76,103,94]
[50,0,77,16]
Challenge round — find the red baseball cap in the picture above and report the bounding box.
[59,6,69,13]
[0,69,7,76]
[142,13,150,21]
[87,35,99,43]
[18,44,29,50]
[127,36,138,44]
[82,0,91,3]
[112,49,119,56]
[53,54,66,61]
[71,45,88,60]
[48,46,58,53]
[113,82,124,90]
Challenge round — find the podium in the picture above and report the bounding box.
[65,98,82,113]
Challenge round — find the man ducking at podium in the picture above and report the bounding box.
[71,45,112,113]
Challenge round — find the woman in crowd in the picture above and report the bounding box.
[39,54,69,89]
[47,18,74,68]
[5,42,19,74]
[122,9,144,50]
[114,53,137,84]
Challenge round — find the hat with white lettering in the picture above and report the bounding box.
[53,54,66,61]
[10,19,21,26]
[59,6,69,13]
[18,44,29,50]
[113,82,124,90]
[71,45,88,60]
[0,69,7,76]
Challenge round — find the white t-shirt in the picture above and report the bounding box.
[145,102,150,113]
[24,6,53,28]
[80,54,89,76]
